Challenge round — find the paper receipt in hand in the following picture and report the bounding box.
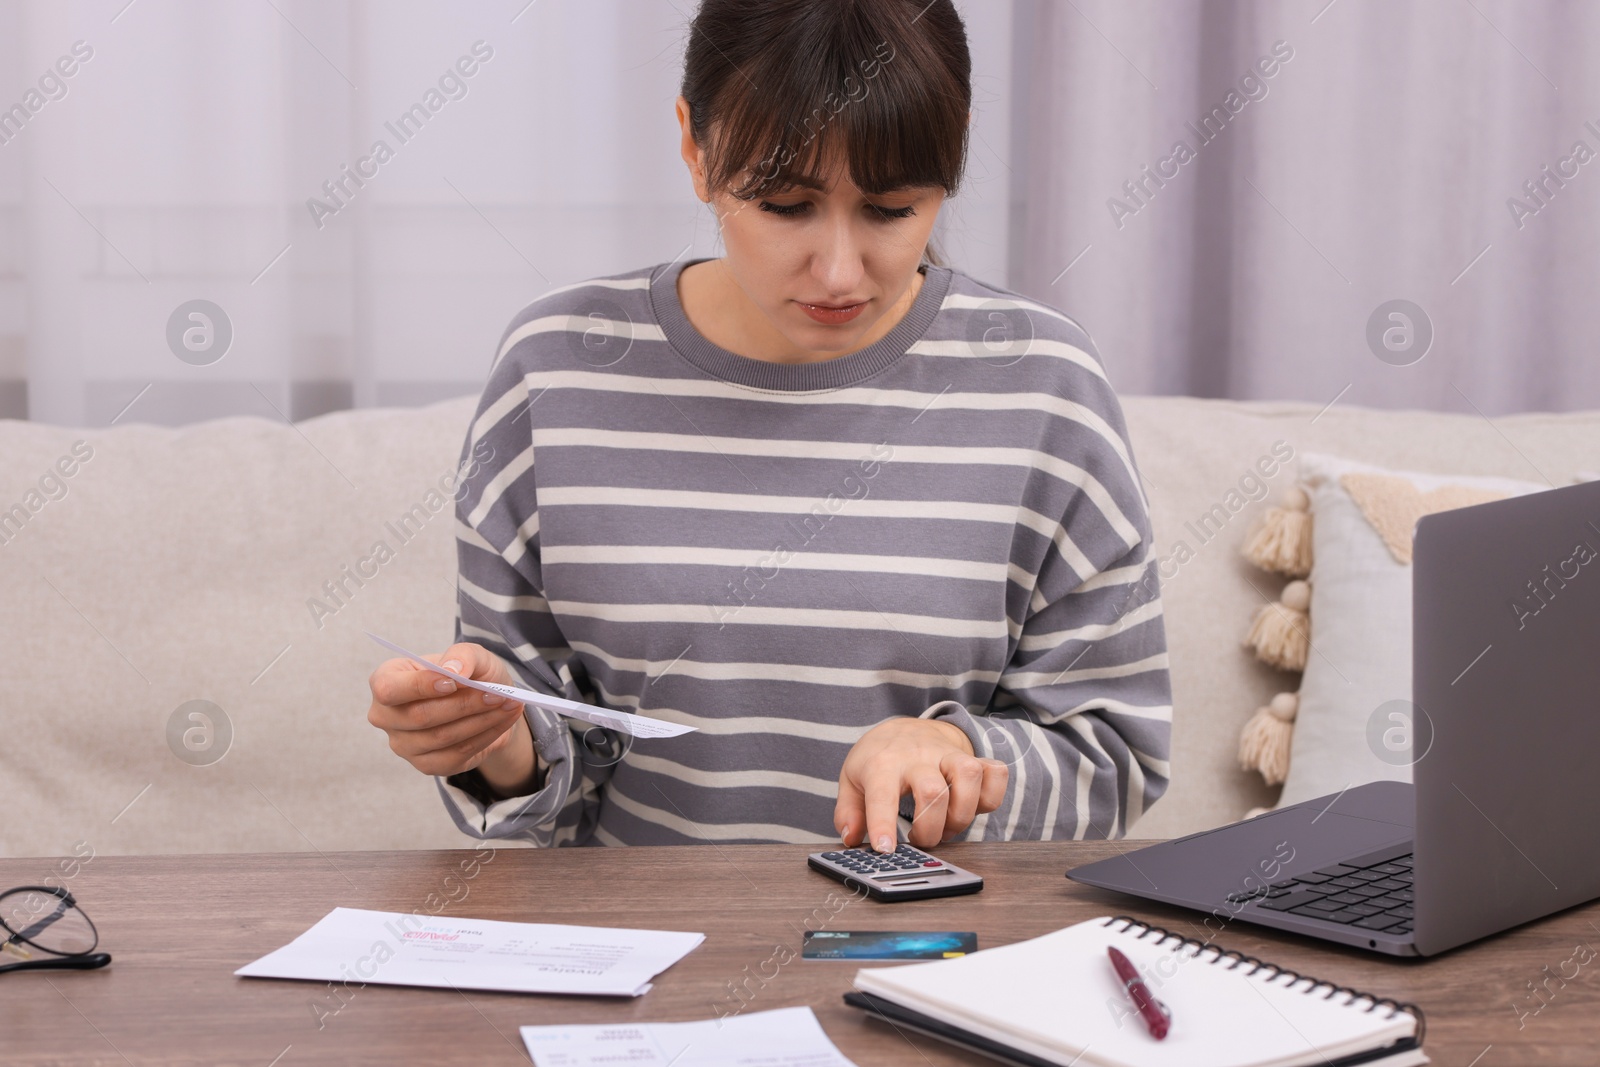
[365,632,694,739]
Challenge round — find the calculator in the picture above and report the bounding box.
[807,844,984,902]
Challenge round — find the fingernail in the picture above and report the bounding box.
[443,660,462,673]
[482,691,503,706]
[434,678,455,694]
[876,835,894,853]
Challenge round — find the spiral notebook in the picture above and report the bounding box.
[846,916,1426,1067]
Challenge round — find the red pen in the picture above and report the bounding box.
[1108,945,1171,1040]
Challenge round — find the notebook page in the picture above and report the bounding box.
[854,917,1419,1067]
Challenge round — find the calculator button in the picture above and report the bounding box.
[922,860,942,867]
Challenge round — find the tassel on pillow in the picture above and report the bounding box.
[1244,486,1313,577]
[1244,579,1310,671]
[1237,691,1299,787]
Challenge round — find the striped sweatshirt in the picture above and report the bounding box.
[437,258,1172,846]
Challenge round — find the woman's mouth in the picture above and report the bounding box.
[796,299,868,325]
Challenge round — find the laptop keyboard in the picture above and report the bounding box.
[1225,850,1414,935]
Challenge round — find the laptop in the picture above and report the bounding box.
[1068,477,1600,957]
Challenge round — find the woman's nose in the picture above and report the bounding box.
[812,240,865,297]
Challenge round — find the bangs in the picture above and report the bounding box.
[685,1,971,201]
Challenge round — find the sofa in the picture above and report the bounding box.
[4,393,1597,858]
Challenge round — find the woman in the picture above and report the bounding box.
[367,0,1171,852]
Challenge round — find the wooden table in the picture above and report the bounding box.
[2,842,1596,1065]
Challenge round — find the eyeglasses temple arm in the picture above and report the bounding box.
[0,952,111,975]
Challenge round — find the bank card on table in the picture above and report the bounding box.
[802,930,977,960]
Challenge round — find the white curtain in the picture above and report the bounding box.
[1011,0,1600,415]
[3,0,1595,426]
[0,0,722,424]
[0,0,1010,426]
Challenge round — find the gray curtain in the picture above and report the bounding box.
[1009,0,1600,415]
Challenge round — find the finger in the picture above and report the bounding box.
[940,753,985,840]
[906,769,950,849]
[834,773,868,847]
[370,655,472,707]
[370,643,503,707]
[369,657,442,707]
[386,703,523,761]
[863,766,904,854]
[409,712,524,778]
[976,758,1010,813]
[371,687,522,733]
[444,642,509,682]
[386,702,522,759]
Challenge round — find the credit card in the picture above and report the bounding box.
[801,931,977,960]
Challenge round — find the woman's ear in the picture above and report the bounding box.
[676,96,711,203]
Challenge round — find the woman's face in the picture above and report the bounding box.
[678,98,945,356]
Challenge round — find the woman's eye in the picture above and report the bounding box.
[869,203,916,221]
[758,200,809,217]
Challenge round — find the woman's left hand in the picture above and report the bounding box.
[834,718,1009,853]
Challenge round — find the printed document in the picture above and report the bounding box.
[236,907,704,997]
[520,1006,858,1066]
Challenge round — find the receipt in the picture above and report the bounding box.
[365,632,695,739]
[237,907,704,997]
[521,1007,859,1066]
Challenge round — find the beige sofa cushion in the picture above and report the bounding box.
[1125,398,1600,837]
[1,403,479,859]
[1272,453,1549,809]
[1,393,1596,856]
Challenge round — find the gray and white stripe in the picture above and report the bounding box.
[436,258,1172,846]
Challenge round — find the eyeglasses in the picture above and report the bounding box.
[0,886,111,975]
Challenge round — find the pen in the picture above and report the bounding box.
[1108,945,1170,1041]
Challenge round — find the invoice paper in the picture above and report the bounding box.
[365,631,695,738]
[235,907,704,997]
[520,1006,859,1067]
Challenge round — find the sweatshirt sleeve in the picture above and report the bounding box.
[922,330,1173,841]
[433,343,623,847]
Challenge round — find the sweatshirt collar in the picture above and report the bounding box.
[649,258,951,391]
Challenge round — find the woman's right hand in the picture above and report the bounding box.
[366,642,539,794]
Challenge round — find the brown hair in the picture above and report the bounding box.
[681,0,971,262]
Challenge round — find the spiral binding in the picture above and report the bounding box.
[1100,916,1428,1047]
